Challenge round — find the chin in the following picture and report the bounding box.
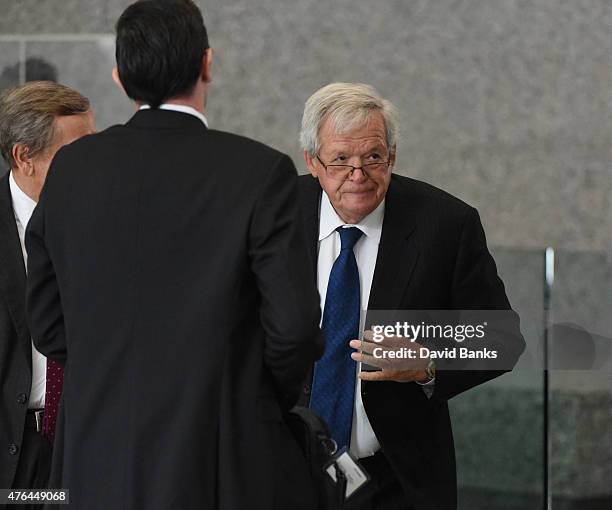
[343,201,378,221]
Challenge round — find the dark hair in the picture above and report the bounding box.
[115,0,209,108]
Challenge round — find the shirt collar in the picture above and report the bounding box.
[318,191,385,244]
[9,171,37,228]
[139,103,209,127]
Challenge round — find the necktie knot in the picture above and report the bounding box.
[338,226,363,251]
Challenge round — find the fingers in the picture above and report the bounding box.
[358,370,390,381]
[349,338,417,355]
[349,339,429,381]
[350,350,391,370]
[349,339,378,355]
[349,338,424,362]
[361,330,415,349]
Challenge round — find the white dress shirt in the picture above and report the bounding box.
[139,103,209,127]
[317,192,384,459]
[317,192,434,459]
[9,172,46,409]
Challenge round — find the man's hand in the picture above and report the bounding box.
[349,330,431,383]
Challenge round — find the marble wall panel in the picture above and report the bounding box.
[0,0,110,34]
[11,0,611,250]
[0,41,21,176]
[26,38,134,130]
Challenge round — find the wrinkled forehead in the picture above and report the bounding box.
[319,111,388,153]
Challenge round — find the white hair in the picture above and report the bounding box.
[299,82,399,156]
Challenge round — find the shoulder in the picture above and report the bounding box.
[206,129,287,162]
[201,129,297,188]
[49,124,124,164]
[58,124,288,166]
[50,125,294,188]
[389,174,476,218]
[297,174,322,211]
[298,173,320,191]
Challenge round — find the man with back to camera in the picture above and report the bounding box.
[298,82,525,510]
[24,1,324,509]
[0,81,94,507]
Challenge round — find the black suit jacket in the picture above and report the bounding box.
[0,173,32,489]
[298,174,525,510]
[25,109,324,510]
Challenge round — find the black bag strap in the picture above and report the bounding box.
[287,406,346,510]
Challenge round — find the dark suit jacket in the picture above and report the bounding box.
[298,174,525,510]
[25,109,324,510]
[0,173,32,489]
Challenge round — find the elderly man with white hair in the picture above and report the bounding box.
[297,83,525,510]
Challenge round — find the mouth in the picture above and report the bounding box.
[342,188,375,195]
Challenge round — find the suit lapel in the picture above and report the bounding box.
[297,175,419,403]
[368,176,419,311]
[0,173,32,369]
[300,174,420,310]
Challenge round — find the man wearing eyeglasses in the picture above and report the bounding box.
[298,83,525,509]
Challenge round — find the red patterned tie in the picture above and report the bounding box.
[42,359,64,442]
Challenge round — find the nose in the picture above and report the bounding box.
[348,166,368,182]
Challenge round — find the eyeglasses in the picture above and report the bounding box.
[316,154,392,181]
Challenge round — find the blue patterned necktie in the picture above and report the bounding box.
[310,226,363,449]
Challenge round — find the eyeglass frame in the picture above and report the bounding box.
[315,152,393,180]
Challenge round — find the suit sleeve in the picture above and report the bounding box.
[432,206,526,401]
[249,154,324,409]
[25,182,67,363]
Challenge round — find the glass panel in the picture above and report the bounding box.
[452,247,545,509]
[550,250,612,508]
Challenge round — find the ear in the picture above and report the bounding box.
[201,48,213,83]
[112,67,125,93]
[11,144,34,177]
[303,150,319,178]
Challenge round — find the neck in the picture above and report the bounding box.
[11,171,39,202]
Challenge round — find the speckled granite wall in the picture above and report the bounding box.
[0,1,610,507]
[0,41,20,175]
[1,0,610,252]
